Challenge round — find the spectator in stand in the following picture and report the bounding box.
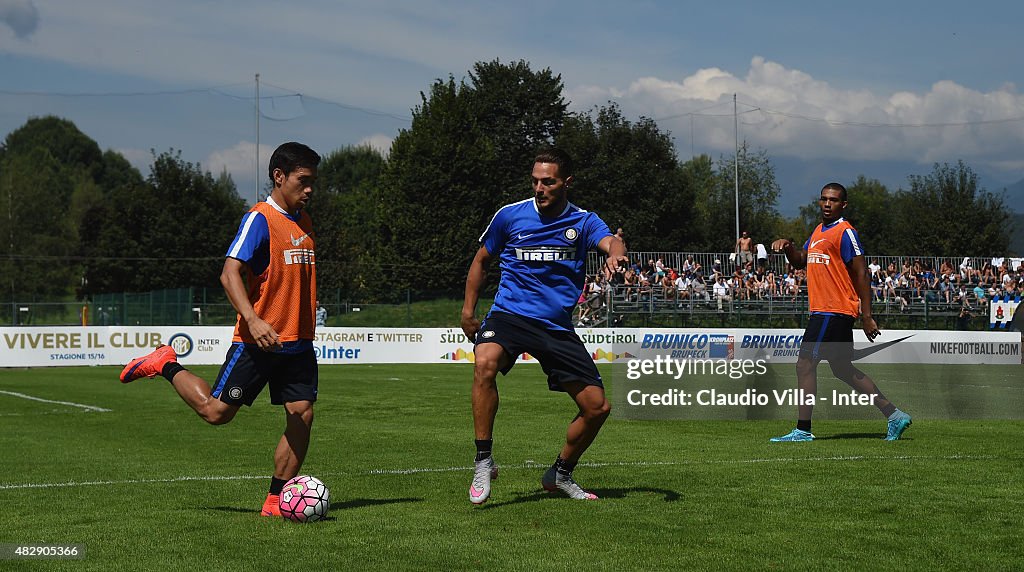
[868,259,881,280]
[712,258,723,280]
[871,271,883,302]
[736,231,754,267]
[756,243,769,270]
[731,269,747,300]
[681,255,696,274]
[674,271,691,303]
[939,259,954,281]
[939,275,953,304]
[315,300,327,327]
[614,227,627,251]
[691,273,708,301]
[713,275,732,311]
[748,273,764,300]
[623,266,639,300]
[661,271,676,301]
[765,269,778,298]
[922,263,939,302]
[972,281,987,305]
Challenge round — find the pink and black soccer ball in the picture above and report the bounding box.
[279,475,330,523]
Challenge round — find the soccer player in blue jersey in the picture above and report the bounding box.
[462,148,628,503]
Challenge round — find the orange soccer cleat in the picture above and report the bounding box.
[261,494,281,517]
[119,345,177,383]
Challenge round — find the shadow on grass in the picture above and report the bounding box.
[329,497,422,510]
[207,497,422,517]
[479,487,681,509]
[814,432,891,440]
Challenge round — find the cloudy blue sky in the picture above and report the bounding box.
[2,0,1023,212]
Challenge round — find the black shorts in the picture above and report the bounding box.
[799,313,855,362]
[476,312,603,392]
[211,343,318,406]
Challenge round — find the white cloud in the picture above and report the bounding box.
[568,56,1024,179]
[0,0,38,39]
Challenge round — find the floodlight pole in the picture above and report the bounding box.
[255,73,260,205]
[734,93,740,249]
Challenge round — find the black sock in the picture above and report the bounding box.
[269,477,287,496]
[161,362,185,383]
[797,419,812,432]
[474,439,493,462]
[554,456,577,476]
[881,403,897,418]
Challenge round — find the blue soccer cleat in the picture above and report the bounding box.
[885,411,912,441]
[770,428,815,442]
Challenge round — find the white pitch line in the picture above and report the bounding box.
[0,454,995,491]
[0,390,111,412]
[0,474,271,490]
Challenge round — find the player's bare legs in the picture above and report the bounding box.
[559,382,611,463]
[166,370,239,425]
[542,381,609,500]
[468,342,508,504]
[471,342,508,439]
[274,400,314,480]
[795,356,819,423]
[829,361,911,439]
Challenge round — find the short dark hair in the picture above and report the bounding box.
[268,142,321,182]
[822,182,848,201]
[534,147,574,179]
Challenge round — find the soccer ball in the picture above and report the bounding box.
[279,475,330,523]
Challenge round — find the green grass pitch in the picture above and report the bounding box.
[1,363,1022,570]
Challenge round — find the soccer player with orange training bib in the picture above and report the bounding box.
[770,182,912,442]
[119,142,323,516]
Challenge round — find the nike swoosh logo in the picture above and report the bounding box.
[810,239,827,249]
[852,335,914,361]
[516,233,534,240]
[290,233,310,246]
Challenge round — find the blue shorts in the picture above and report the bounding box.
[476,312,603,392]
[799,313,855,362]
[211,343,318,406]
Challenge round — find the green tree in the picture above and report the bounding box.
[556,102,692,253]
[306,144,386,301]
[688,143,782,252]
[0,116,115,302]
[892,161,1012,255]
[783,176,895,252]
[378,59,567,297]
[79,150,246,293]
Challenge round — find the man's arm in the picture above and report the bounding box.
[771,238,807,269]
[220,257,281,351]
[461,246,493,340]
[597,235,628,276]
[847,255,880,342]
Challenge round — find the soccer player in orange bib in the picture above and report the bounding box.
[119,142,323,515]
[770,182,912,442]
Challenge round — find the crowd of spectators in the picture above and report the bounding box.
[869,257,1023,312]
[574,229,1022,321]
[576,250,814,318]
